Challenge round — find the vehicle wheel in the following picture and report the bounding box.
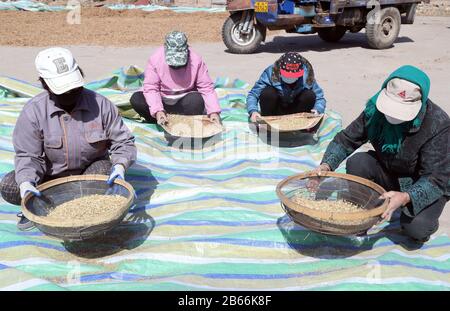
[366,7,401,49]
[317,26,347,42]
[222,12,265,54]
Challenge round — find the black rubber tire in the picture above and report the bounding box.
[317,26,347,42]
[401,3,418,24]
[366,7,401,49]
[222,12,264,54]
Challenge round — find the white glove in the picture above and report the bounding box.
[19,182,41,199]
[107,164,125,185]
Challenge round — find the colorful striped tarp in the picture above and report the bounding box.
[0,0,65,12]
[0,67,448,291]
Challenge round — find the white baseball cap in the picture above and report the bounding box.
[376,78,422,122]
[35,47,84,95]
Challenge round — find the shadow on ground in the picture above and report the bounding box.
[249,122,319,147]
[63,221,155,259]
[277,210,426,259]
[226,32,414,54]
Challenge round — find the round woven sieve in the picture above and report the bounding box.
[21,174,135,241]
[276,171,389,236]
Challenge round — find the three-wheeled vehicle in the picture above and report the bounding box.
[222,0,424,53]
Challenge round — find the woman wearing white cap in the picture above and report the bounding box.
[314,65,449,246]
[0,47,137,230]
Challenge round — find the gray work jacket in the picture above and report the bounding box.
[13,88,137,185]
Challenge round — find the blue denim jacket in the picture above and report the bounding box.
[246,64,326,115]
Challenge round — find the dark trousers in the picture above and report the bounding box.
[259,86,316,116]
[130,91,206,123]
[346,151,447,241]
[0,159,112,206]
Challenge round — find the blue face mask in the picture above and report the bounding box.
[281,76,299,84]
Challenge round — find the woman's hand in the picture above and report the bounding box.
[307,163,331,192]
[379,191,411,222]
[19,182,41,199]
[107,164,125,185]
[313,163,331,175]
[250,112,262,123]
[209,113,221,124]
[156,111,168,126]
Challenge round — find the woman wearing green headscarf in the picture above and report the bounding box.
[315,65,449,245]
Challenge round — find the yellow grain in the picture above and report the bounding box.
[261,114,322,131]
[164,114,222,138]
[291,196,372,225]
[46,194,128,221]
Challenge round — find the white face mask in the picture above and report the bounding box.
[385,115,405,125]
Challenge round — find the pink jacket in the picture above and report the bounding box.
[143,47,221,117]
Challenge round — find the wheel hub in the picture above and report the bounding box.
[231,24,256,46]
[381,17,394,36]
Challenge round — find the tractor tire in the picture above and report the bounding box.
[401,3,418,24]
[222,12,265,54]
[317,26,347,42]
[366,7,401,49]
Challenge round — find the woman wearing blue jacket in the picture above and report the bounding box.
[247,52,326,122]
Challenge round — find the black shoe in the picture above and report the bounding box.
[16,212,35,231]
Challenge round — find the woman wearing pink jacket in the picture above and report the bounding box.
[130,31,221,125]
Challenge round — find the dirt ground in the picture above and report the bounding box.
[1,1,450,46]
[0,9,229,46]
